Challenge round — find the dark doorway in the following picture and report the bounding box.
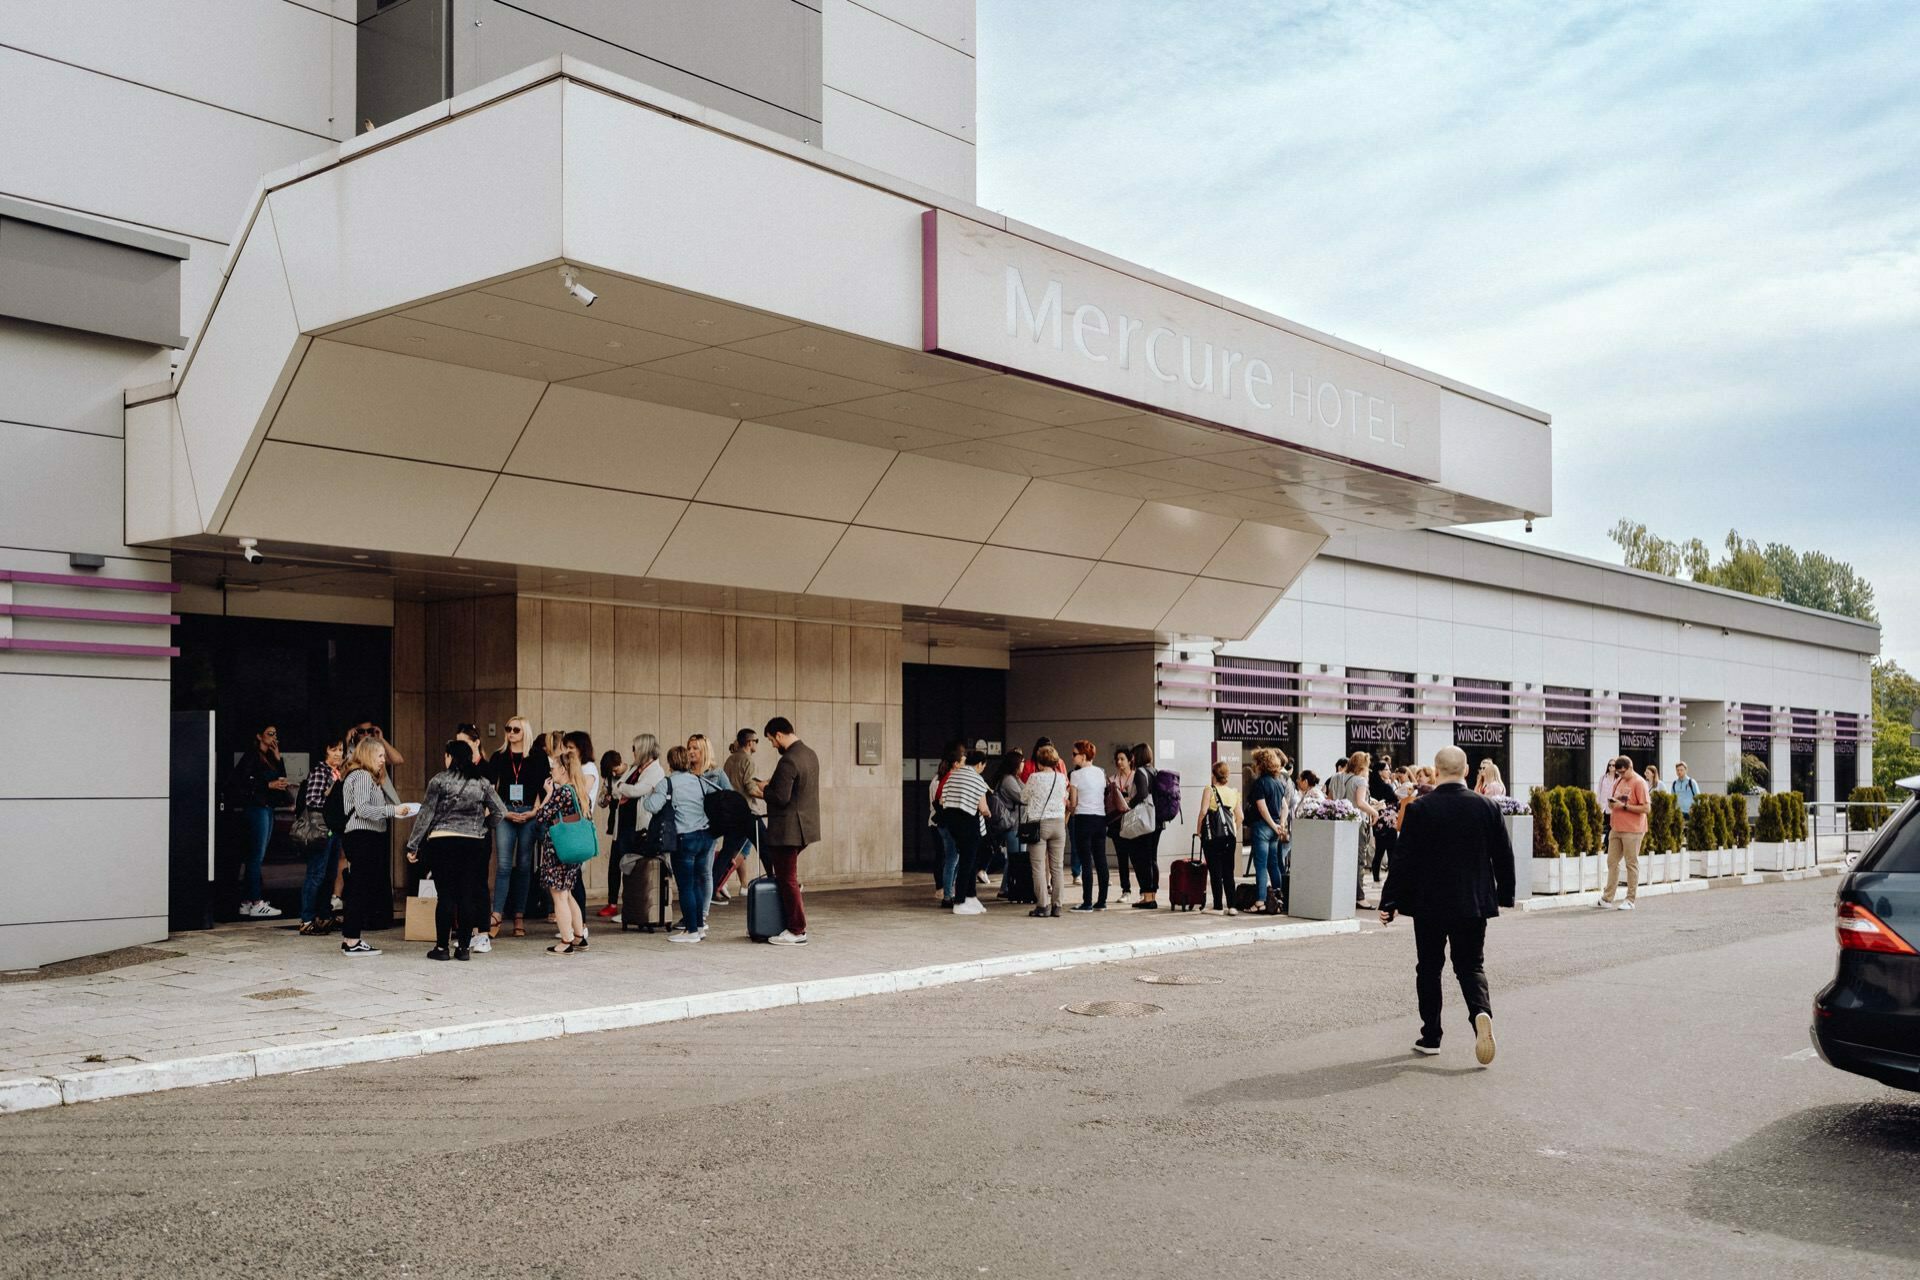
[901,663,1006,873]
[173,614,392,919]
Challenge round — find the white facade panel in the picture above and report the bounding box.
[2,0,353,140]
[845,0,975,52]
[1437,387,1551,517]
[561,83,925,349]
[0,675,170,799]
[0,420,160,560]
[0,798,169,924]
[0,48,331,243]
[822,0,975,141]
[822,86,977,201]
[270,83,566,331]
[0,320,171,439]
[124,397,205,542]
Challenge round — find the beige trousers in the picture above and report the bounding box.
[1028,817,1068,909]
[1603,830,1645,903]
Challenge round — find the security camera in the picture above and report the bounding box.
[1523,516,1534,534]
[560,267,596,308]
[238,536,262,565]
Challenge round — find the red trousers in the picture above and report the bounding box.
[766,843,807,935]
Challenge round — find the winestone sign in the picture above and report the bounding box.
[921,210,1443,482]
[1216,710,1295,741]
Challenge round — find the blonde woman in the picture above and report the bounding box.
[1327,751,1377,907]
[340,736,408,956]
[1199,758,1243,914]
[1475,760,1507,798]
[531,745,593,953]
[1247,749,1291,914]
[487,714,546,938]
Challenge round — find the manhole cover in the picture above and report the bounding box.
[245,987,312,1002]
[1136,973,1224,986]
[1063,1000,1163,1018]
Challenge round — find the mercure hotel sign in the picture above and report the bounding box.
[921,211,1443,481]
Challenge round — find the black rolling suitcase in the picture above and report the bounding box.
[998,839,1036,903]
[746,873,785,941]
[618,855,670,933]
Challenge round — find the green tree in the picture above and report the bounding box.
[1764,544,1879,622]
[1874,660,1920,790]
[1606,521,1876,624]
[1693,530,1782,598]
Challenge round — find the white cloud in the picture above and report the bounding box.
[978,0,1920,664]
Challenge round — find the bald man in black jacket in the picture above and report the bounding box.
[1380,745,1516,1065]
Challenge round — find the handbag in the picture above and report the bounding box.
[1018,773,1059,843]
[1201,785,1235,847]
[1118,775,1158,840]
[290,807,330,849]
[549,785,600,866]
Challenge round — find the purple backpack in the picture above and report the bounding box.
[1148,768,1182,824]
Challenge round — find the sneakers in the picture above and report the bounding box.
[595,904,620,918]
[668,930,702,944]
[1596,899,1614,910]
[426,946,451,962]
[1618,900,1635,911]
[330,895,344,913]
[1225,907,1239,917]
[767,930,809,945]
[951,899,986,916]
[240,901,283,919]
[1473,1012,1497,1066]
[1071,902,1095,912]
[469,932,492,954]
[340,940,380,956]
[1413,1038,1441,1056]
[710,894,730,907]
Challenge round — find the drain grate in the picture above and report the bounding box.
[1136,973,1223,986]
[1063,1000,1163,1018]
[245,987,312,1002]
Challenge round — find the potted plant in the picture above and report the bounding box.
[1751,793,1789,871]
[1645,790,1675,885]
[1847,787,1890,855]
[1290,794,1362,921]
[1491,793,1534,898]
[1526,787,1572,894]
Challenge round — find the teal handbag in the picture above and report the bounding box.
[549,785,599,866]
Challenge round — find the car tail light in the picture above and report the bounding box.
[1836,902,1918,955]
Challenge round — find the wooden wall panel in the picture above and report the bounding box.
[541,600,591,692]
[516,597,543,689]
[590,604,616,693]
[474,595,518,690]
[615,605,659,693]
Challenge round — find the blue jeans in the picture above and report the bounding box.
[240,804,273,902]
[1252,827,1289,901]
[493,816,540,917]
[300,835,340,922]
[673,831,716,932]
[995,826,1021,877]
[934,823,959,898]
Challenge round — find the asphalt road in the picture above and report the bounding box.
[3,877,1914,1280]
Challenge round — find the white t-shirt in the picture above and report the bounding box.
[1069,764,1107,816]
[580,761,601,809]
[1022,768,1068,821]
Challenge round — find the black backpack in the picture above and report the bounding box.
[322,776,349,837]
[701,775,754,838]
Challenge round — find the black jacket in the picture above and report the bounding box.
[487,746,548,812]
[1380,781,1515,920]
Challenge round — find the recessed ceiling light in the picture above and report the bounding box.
[800,345,819,354]
[892,435,908,444]
[695,318,714,327]
[405,336,427,344]
[605,341,622,349]
[484,313,505,321]
[728,401,743,408]
[352,554,369,560]
[711,365,728,373]
[483,581,496,587]
[524,361,542,369]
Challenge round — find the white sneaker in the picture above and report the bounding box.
[341,940,380,956]
[610,912,622,924]
[768,930,808,945]
[246,901,283,919]
[1619,900,1636,911]
[330,895,344,913]
[668,931,702,944]
[470,933,492,954]
[1596,899,1615,910]
[1225,907,1239,917]
[955,899,986,916]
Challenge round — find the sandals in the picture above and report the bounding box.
[546,941,575,954]
[489,912,503,938]
[511,916,527,938]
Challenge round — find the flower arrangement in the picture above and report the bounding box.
[1295,795,1364,822]
[1491,795,1531,817]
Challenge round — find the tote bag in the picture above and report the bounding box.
[549,785,600,865]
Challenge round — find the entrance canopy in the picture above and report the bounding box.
[130,58,1551,644]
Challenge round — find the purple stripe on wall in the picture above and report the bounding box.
[0,604,180,625]
[0,570,179,593]
[0,637,178,658]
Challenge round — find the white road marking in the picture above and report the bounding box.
[1782,1047,1816,1061]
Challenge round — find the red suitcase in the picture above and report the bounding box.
[1169,835,1208,911]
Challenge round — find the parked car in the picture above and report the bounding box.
[1812,777,1920,1091]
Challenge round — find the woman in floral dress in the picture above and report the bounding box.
[533,746,595,954]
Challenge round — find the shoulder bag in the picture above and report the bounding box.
[1201,785,1235,847]
[1018,773,1059,843]
[1118,768,1158,841]
[549,784,600,866]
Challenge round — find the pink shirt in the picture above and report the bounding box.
[1610,772,1650,834]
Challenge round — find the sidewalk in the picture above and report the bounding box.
[0,884,1358,1113]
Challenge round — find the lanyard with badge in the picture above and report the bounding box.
[507,753,528,807]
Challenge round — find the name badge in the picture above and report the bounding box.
[509,784,525,803]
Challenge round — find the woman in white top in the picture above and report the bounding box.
[936,750,993,916]
[1326,751,1378,908]
[1066,740,1109,911]
[1474,759,1507,797]
[1020,744,1070,918]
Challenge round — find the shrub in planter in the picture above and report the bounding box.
[1790,793,1809,841]
[1686,798,1714,852]
[1754,793,1784,844]
[1648,791,1675,854]
[1849,787,1891,830]
[1530,788,1558,856]
[1547,788,1574,854]
[1583,789,1604,852]
[1670,794,1690,851]
[1715,794,1738,849]
[1731,795,1750,847]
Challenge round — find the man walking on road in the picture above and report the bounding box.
[1671,761,1699,817]
[1379,745,1514,1064]
[761,717,819,946]
[1599,756,1651,911]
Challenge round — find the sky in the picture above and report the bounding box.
[974,0,1919,670]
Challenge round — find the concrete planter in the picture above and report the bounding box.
[1291,819,1358,921]
[1751,841,1790,872]
[1578,853,1604,892]
[1531,856,1579,895]
[1689,848,1733,878]
[1733,846,1754,876]
[1504,816,1534,900]
[1641,852,1670,885]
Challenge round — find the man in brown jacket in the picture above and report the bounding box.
[762,716,819,945]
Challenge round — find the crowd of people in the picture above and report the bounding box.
[232,714,821,958]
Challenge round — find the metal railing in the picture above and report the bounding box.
[1807,799,1905,867]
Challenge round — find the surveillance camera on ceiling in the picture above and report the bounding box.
[560,267,596,308]
[238,536,262,565]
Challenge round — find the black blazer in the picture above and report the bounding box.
[1380,781,1515,920]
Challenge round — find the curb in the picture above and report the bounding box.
[0,917,1358,1116]
[1516,879,1711,913]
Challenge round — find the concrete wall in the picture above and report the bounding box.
[0,1,350,969]
[821,0,977,199]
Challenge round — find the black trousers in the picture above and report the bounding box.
[1072,815,1110,906]
[1413,915,1491,1043]
[427,835,489,949]
[341,828,390,940]
[1123,829,1162,894]
[941,811,983,904]
[1201,837,1237,909]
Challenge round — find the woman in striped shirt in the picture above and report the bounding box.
[937,750,993,916]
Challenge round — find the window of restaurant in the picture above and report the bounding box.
[1789,706,1818,801]
[1346,668,1414,771]
[1214,656,1300,765]
[1543,685,1592,789]
[1618,692,1661,774]
[1453,678,1511,787]
[1834,713,1860,798]
[1737,703,1774,789]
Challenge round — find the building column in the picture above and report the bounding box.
[1680,701,1735,791]
[1299,665,1347,783]
[1510,729,1545,796]
[1769,728,1792,800]
[1816,738,1837,825]
[1592,728,1621,789]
